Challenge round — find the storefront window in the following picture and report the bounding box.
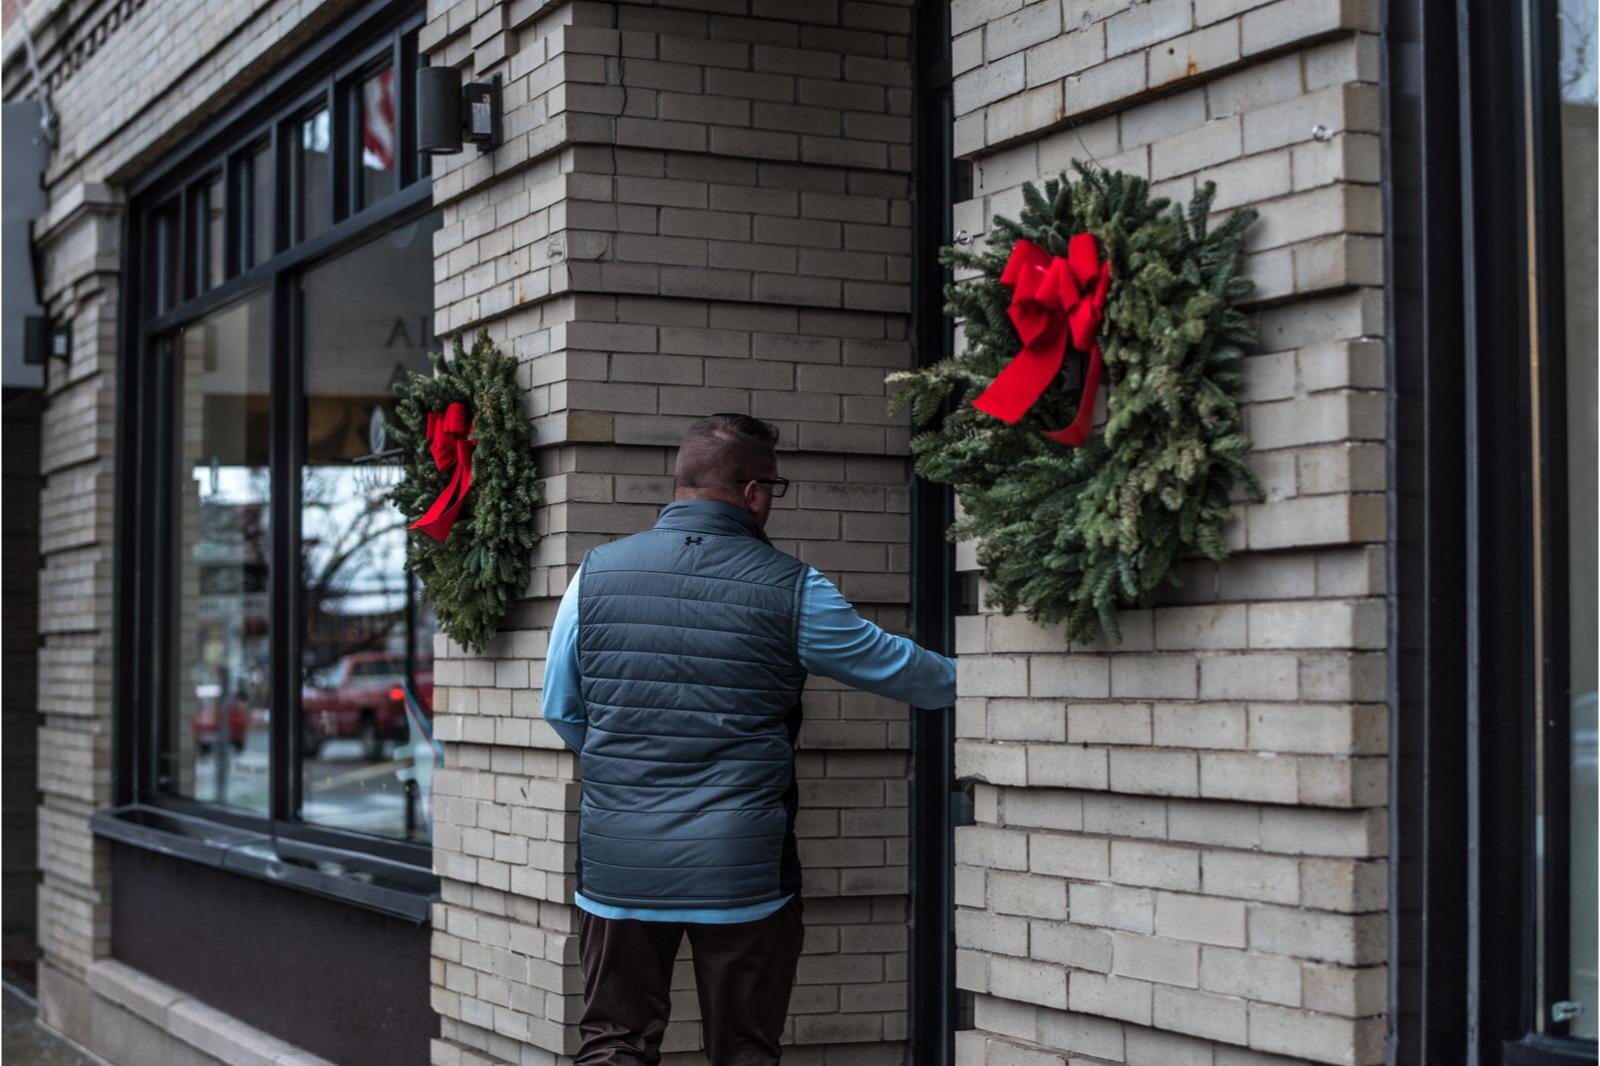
[160,291,273,812]
[133,19,435,861]
[1555,0,1596,1038]
[299,214,441,843]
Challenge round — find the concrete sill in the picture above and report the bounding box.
[86,960,336,1066]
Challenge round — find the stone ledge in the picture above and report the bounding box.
[32,182,124,246]
[85,960,338,1066]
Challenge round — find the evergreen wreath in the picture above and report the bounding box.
[389,331,541,653]
[888,163,1262,643]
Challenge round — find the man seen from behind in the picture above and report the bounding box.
[541,413,957,1066]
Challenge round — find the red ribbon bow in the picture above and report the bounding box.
[409,402,476,542]
[972,234,1111,446]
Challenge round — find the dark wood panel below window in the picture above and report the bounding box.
[111,842,435,1066]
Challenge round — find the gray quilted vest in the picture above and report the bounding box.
[575,499,808,910]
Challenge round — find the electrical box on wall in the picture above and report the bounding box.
[3,100,51,390]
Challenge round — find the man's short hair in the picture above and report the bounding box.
[675,414,779,491]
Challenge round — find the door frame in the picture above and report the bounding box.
[908,0,961,1060]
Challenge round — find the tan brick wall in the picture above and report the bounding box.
[947,3,1386,1065]
[27,188,120,1042]
[420,2,917,1063]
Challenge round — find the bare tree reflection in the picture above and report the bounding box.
[1561,0,1598,103]
[300,468,408,679]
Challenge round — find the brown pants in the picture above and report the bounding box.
[575,897,804,1066]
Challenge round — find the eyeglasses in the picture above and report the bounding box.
[739,476,789,498]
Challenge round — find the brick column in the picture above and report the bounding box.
[948,3,1387,1065]
[420,3,917,1063]
[31,185,124,1036]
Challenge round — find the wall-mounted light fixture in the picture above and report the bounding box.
[416,67,501,155]
[22,316,70,366]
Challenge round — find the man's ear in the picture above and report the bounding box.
[740,479,759,512]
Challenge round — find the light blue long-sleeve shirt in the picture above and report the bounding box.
[542,552,956,924]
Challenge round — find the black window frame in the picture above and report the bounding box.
[1387,0,1598,1061]
[110,0,439,895]
[146,198,182,316]
[908,2,963,1064]
[186,170,226,297]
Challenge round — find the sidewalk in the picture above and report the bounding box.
[2,983,107,1066]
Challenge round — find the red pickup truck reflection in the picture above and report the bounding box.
[301,651,434,759]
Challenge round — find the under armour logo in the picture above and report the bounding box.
[684,535,703,545]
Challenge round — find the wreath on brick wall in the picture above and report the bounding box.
[389,331,541,653]
[888,164,1261,643]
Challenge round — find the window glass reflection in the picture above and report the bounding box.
[360,66,397,208]
[299,212,443,843]
[161,291,273,812]
[1557,0,1597,1037]
[187,176,225,297]
[249,141,274,269]
[299,109,331,241]
[206,174,225,289]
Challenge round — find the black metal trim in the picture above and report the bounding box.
[399,31,422,187]
[1460,3,1537,1056]
[908,1,958,1061]
[119,791,430,868]
[282,267,305,823]
[272,118,289,261]
[270,262,294,827]
[91,804,438,922]
[1383,0,1471,1057]
[114,208,141,809]
[1503,1033,1600,1066]
[178,179,193,304]
[344,70,362,216]
[146,332,174,801]
[226,150,244,280]
[332,73,353,226]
